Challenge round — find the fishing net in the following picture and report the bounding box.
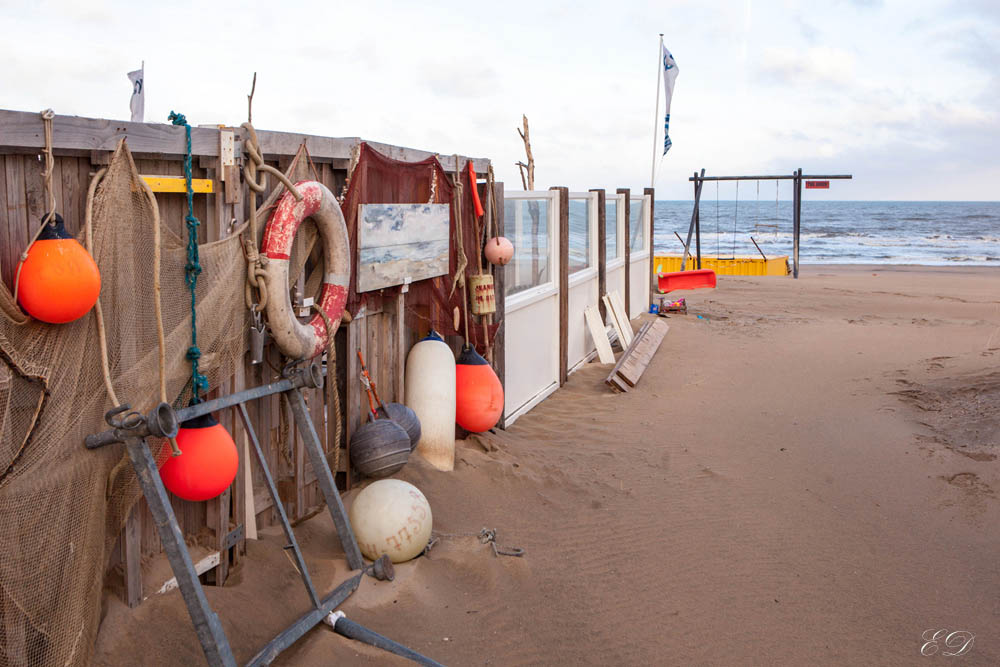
[0,141,247,666]
[340,143,499,353]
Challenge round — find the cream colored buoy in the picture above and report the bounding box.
[404,331,456,471]
[349,479,432,563]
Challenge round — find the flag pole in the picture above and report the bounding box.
[649,33,663,189]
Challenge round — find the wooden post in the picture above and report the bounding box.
[344,316,361,489]
[491,181,506,429]
[695,177,702,269]
[681,169,705,271]
[592,188,606,320]
[617,188,631,316]
[552,186,569,386]
[644,187,655,305]
[793,167,802,278]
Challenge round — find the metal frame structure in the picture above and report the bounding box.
[85,363,437,666]
[679,169,853,278]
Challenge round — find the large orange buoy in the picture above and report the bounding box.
[160,413,238,502]
[16,213,100,323]
[455,345,504,433]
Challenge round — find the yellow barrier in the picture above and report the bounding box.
[653,254,789,277]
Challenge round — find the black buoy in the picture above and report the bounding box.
[377,402,421,451]
[350,418,411,478]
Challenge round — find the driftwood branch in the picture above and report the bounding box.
[517,115,535,190]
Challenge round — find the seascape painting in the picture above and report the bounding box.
[357,203,451,292]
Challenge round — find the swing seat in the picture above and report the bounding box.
[657,269,717,294]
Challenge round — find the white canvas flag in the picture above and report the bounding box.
[661,45,679,154]
[128,64,144,122]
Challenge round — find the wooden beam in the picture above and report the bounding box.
[618,188,631,316]
[0,109,490,171]
[124,504,142,608]
[141,175,213,193]
[644,187,655,305]
[552,186,569,386]
[591,188,606,320]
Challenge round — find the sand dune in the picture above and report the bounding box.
[94,265,1000,666]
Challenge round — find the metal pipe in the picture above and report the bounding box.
[749,236,768,261]
[246,575,362,667]
[689,174,852,182]
[325,612,446,667]
[680,168,705,271]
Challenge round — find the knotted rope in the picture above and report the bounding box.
[168,111,209,403]
[240,121,302,311]
[13,109,59,305]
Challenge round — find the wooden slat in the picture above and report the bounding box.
[592,189,607,321]
[4,156,28,292]
[552,186,569,386]
[0,156,12,289]
[491,182,506,428]
[605,321,652,391]
[618,188,631,314]
[602,293,631,348]
[60,157,82,237]
[124,504,142,608]
[610,292,633,345]
[141,175,213,193]
[616,319,669,387]
[585,306,615,364]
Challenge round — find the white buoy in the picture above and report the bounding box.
[404,331,456,471]
[349,479,433,563]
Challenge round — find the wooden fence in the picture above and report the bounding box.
[0,108,494,606]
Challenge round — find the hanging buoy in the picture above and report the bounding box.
[455,345,503,433]
[16,213,100,323]
[376,403,421,450]
[404,331,456,471]
[349,479,432,563]
[350,417,411,479]
[484,236,514,266]
[160,413,238,501]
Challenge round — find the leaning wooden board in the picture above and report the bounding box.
[604,319,669,392]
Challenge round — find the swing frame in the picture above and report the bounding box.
[680,169,852,278]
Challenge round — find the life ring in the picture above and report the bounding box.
[261,181,351,359]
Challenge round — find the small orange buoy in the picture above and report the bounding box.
[455,345,503,433]
[160,413,238,502]
[484,236,514,266]
[16,213,100,323]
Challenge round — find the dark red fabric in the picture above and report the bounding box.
[340,143,498,353]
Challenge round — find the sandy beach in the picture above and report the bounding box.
[94,265,1000,666]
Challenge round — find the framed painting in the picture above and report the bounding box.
[357,203,451,292]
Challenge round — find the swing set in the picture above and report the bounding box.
[675,168,852,278]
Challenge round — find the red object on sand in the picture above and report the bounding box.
[657,269,717,294]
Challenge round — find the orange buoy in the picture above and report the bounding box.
[467,162,485,218]
[16,213,100,323]
[484,236,514,266]
[455,345,503,433]
[160,413,238,501]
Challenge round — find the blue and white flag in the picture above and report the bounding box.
[128,63,144,123]
[661,45,679,154]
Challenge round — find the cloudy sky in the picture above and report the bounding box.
[2,0,996,200]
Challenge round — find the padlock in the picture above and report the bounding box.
[249,307,267,365]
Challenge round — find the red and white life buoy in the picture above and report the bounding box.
[261,181,351,359]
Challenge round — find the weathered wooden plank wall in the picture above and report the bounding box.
[0,110,494,605]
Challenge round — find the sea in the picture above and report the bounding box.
[649,200,1000,265]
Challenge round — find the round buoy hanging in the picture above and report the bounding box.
[162,110,238,500]
[455,345,503,433]
[376,403,421,451]
[260,181,351,359]
[160,413,239,501]
[16,213,101,323]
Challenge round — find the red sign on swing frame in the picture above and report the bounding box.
[805,181,830,189]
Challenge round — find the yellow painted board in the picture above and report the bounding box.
[653,254,789,277]
[141,175,214,194]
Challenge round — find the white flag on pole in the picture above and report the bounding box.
[128,63,144,122]
[661,45,679,154]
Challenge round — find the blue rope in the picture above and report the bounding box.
[168,111,209,402]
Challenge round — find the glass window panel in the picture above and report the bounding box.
[605,200,618,262]
[629,199,646,252]
[503,198,550,297]
[568,199,591,274]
